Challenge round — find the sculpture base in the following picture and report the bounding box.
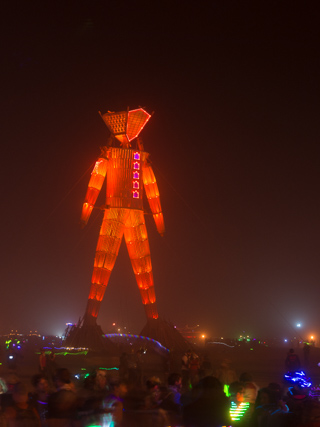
[140,317,190,353]
[64,319,116,354]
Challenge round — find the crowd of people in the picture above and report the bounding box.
[0,347,319,426]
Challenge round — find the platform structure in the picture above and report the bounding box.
[64,318,117,353]
[141,318,190,353]
[64,317,189,354]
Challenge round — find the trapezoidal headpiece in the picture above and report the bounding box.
[99,108,151,146]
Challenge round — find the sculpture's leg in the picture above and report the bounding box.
[124,210,159,320]
[84,208,129,325]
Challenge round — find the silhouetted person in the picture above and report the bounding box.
[285,348,301,372]
[143,376,162,411]
[29,374,50,425]
[181,350,191,390]
[199,354,213,379]
[183,376,229,427]
[39,350,47,374]
[119,352,129,382]
[215,358,237,395]
[47,368,77,425]
[161,373,182,426]
[103,379,128,427]
[303,343,310,368]
[4,382,40,427]
[0,373,19,411]
[46,351,57,385]
[161,374,181,410]
[228,381,251,426]
[239,372,259,414]
[77,368,109,426]
[251,386,290,427]
[189,352,200,386]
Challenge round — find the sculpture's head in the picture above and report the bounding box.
[99,108,151,148]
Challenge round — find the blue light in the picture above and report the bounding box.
[105,333,169,352]
[284,370,312,388]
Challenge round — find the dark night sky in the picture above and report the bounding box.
[1,1,320,340]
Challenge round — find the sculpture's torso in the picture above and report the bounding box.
[105,147,149,210]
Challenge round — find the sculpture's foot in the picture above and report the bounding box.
[64,316,116,353]
[141,317,190,352]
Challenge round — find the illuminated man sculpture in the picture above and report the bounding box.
[81,108,164,326]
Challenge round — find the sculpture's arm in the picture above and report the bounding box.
[80,157,108,227]
[142,162,165,236]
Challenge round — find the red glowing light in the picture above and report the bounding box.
[100,108,151,145]
[81,109,164,323]
[127,109,151,141]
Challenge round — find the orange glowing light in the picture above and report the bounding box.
[127,109,151,141]
[99,108,151,145]
[81,109,164,324]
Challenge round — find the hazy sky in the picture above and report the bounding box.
[1,2,320,340]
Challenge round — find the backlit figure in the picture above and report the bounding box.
[81,109,165,325]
